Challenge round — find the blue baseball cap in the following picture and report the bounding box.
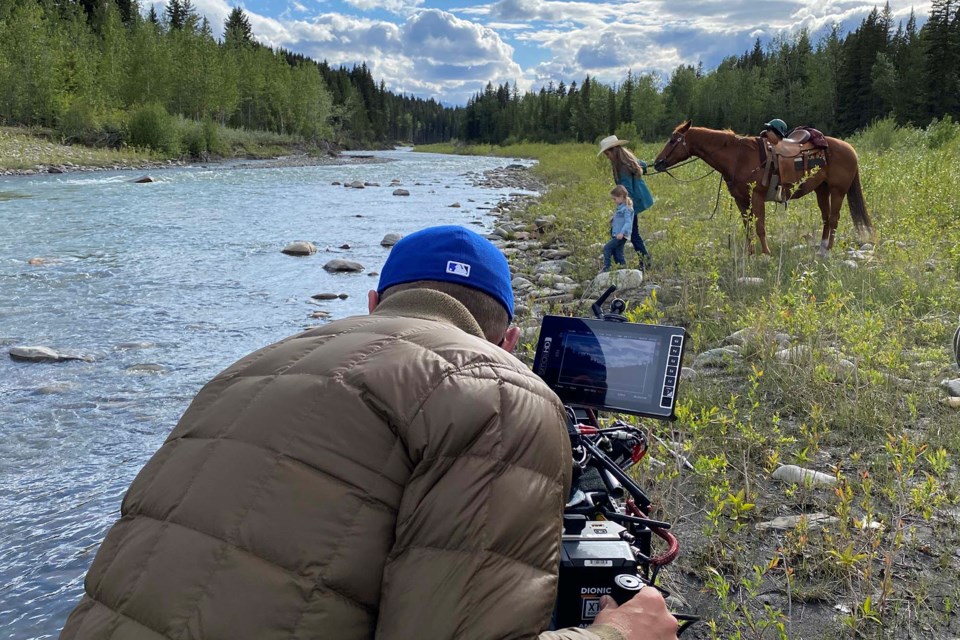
[377,225,515,320]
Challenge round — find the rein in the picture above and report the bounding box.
[654,131,757,219]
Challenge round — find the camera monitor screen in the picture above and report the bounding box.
[533,316,688,419]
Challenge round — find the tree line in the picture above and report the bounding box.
[0,0,456,151]
[461,1,960,144]
[2,0,958,152]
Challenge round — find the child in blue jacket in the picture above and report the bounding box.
[603,185,634,271]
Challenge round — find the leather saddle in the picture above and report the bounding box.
[760,131,827,202]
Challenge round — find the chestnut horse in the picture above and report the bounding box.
[653,121,874,256]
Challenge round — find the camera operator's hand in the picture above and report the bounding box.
[592,589,678,640]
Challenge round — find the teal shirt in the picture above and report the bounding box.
[616,163,654,214]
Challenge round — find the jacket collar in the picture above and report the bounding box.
[373,288,487,340]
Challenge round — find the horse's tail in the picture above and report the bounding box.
[847,171,875,241]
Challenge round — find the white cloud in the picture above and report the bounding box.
[341,0,424,15]
[151,0,932,104]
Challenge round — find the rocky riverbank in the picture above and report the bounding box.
[468,163,652,345]
[0,151,395,178]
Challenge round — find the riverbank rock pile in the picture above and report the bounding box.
[0,158,186,177]
[482,193,653,343]
[463,164,545,192]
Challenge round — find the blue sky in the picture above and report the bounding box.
[157,0,932,104]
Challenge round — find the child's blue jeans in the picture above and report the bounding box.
[602,237,627,270]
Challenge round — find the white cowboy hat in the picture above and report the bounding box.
[597,135,629,156]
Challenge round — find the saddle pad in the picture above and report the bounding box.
[778,150,826,184]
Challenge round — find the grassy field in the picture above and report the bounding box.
[423,119,960,639]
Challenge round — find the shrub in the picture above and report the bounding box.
[615,122,640,144]
[57,99,100,145]
[924,115,959,150]
[202,117,225,156]
[177,118,207,159]
[128,103,177,154]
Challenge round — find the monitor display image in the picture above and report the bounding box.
[533,316,687,419]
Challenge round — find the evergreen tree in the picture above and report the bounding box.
[923,0,960,119]
[224,6,254,46]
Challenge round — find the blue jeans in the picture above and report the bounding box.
[631,215,650,258]
[603,237,627,270]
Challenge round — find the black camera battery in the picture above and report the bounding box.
[554,520,639,628]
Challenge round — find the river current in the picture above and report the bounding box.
[0,149,536,638]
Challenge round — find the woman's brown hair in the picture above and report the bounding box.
[606,145,645,181]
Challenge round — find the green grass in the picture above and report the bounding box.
[0,123,310,171]
[421,124,960,638]
[0,126,156,169]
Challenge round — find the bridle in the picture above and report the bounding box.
[653,131,715,182]
[654,129,763,219]
[657,131,688,170]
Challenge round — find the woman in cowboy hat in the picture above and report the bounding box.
[598,135,654,270]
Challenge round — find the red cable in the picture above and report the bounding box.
[627,499,680,567]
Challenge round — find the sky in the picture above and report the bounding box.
[151,0,933,105]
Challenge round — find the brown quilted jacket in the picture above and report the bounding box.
[60,289,623,640]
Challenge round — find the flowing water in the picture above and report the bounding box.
[0,149,536,638]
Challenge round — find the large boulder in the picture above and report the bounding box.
[590,269,644,292]
[323,259,364,273]
[281,241,317,256]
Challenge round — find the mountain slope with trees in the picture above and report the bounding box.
[1,0,958,156]
[461,3,960,144]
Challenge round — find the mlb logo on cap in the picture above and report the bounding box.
[377,225,515,320]
[446,261,471,277]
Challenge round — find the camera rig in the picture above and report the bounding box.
[534,286,698,633]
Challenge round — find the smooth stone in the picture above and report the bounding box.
[757,513,839,532]
[115,341,156,350]
[133,175,155,183]
[590,269,644,291]
[323,259,364,273]
[392,189,410,196]
[125,364,168,374]
[312,293,340,300]
[381,233,403,247]
[692,347,740,368]
[281,241,317,256]
[771,464,837,487]
[775,345,811,362]
[448,202,461,208]
[9,346,91,362]
[940,378,960,397]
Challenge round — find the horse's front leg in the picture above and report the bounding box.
[736,203,754,255]
[815,184,832,257]
[751,187,771,255]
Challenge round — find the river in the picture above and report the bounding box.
[0,149,536,638]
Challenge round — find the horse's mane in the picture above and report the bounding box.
[674,121,749,140]
[689,125,753,147]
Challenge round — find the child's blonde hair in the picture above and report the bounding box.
[611,184,633,209]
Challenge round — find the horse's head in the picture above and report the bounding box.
[654,120,692,172]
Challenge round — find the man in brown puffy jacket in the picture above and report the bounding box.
[60,225,677,640]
